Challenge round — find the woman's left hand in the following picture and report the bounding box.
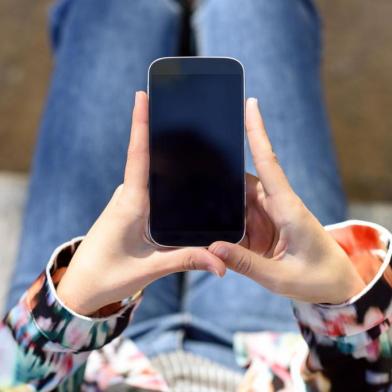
[56,92,226,316]
[209,98,366,305]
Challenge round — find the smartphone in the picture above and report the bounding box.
[148,57,245,247]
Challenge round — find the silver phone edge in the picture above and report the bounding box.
[146,56,247,249]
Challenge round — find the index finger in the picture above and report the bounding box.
[124,91,149,192]
[246,98,292,196]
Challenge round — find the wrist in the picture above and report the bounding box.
[327,254,366,305]
[56,272,103,316]
[55,252,146,316]
[55,237,120,315]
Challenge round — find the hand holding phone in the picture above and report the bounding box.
[56,92,226,316]
[209,99,366,305]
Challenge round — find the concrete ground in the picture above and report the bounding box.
[0,173,28,314]
[1,172,391,315]
[0,0,392,200]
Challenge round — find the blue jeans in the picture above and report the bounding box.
[6,0,346,372]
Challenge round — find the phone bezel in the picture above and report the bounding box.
[147,56,246,248]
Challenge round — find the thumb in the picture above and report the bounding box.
[209,242,287,294]
[159,247,227,278]
[209,242,256,277]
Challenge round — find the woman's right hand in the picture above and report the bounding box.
[209,98,365,305]
[56,91,226,316]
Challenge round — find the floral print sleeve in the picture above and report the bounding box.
[1,221,391,392]
[293,220,392,391]
[0,238,141,392]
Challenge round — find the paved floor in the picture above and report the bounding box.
[1,0,392,200]
[0,173,28,314]
[1,172,391,315]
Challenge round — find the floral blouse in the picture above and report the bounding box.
[0,220,391,391]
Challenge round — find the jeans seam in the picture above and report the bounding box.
[301,0,323,62]
[190,0,210,55]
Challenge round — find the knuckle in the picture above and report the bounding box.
[183,252,197,271]
[235,253,252,275]
[268,151,279,165]
[253,151,280,171]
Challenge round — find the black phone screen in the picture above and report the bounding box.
[148,57,245,247]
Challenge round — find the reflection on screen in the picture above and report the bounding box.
[150,73,244,233]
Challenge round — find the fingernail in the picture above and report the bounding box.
[207,266,221,277]
[248,97,258,106]
[214,246,228,260]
